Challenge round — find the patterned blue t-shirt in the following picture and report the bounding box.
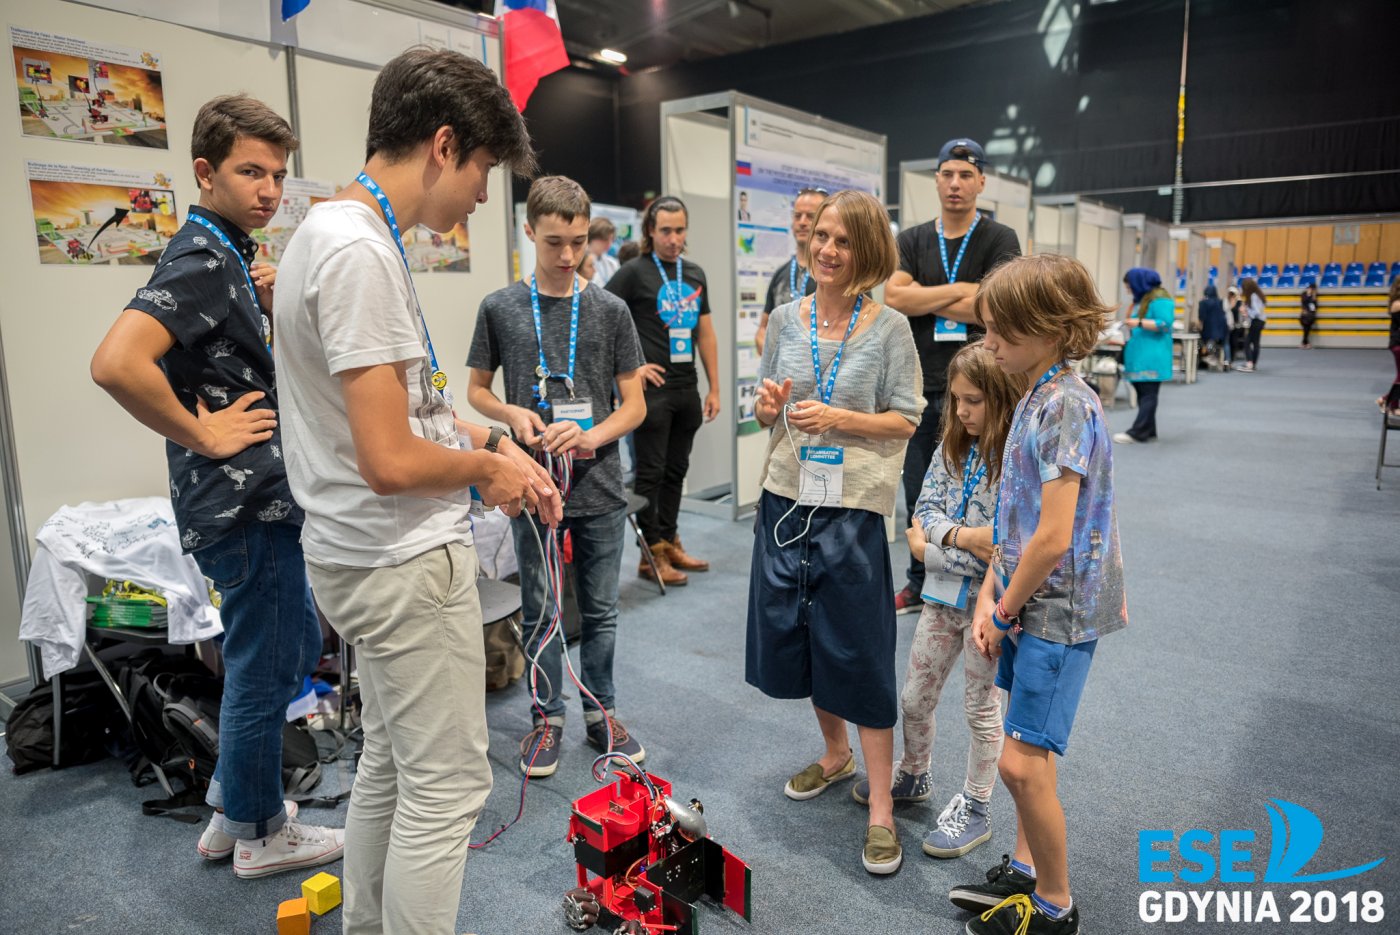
[995,369,1126,644]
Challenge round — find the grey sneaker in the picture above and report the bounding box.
[520,723,563,777]
[851,768,933,805]
[924,793,992,858]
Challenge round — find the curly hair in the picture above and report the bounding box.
[975,254,1114,361]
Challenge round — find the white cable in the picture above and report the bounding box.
[772,403,833,548]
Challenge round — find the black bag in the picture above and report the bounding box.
[4,672,120,774]
[114,650,220,790]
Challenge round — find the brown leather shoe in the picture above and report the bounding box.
[639,541,687,586]
[665,536,710,572]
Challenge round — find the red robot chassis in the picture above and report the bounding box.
[564,767,752,935]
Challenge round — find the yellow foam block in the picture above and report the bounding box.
[301,871,343,915]
[276,897,310,935]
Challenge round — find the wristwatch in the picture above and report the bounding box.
[485,425,508,453]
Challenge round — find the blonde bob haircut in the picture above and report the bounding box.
[975,253,1114,362]
[804,190,898,297]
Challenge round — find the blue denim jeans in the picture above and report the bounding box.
[511,505,627,724]
[193,520,321,839]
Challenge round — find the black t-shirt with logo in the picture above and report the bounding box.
[604,253,711,392]
[895,217,1021,395]
[125,205,301,552]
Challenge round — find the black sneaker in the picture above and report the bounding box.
[585,716,646,763]
[964,894,1079,935]
[519,723,563,777]
[949,855,1037,912]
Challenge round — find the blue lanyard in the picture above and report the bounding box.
[993,362,1064,546]
[529,273,580,407]
[788,256,809,301]
[355,172,448,395]
[957,442,988,521]
[937,212,981,284]
[651,252,685,327]
[187,213,268,353]
[809,293,864,406]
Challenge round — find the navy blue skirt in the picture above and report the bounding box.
[745,491,898,728]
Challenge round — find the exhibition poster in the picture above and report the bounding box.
[27,160,178,266]
[405,222,471,273]
[11,26,166,148]
[253,177,336,264]
[733,107,883,434]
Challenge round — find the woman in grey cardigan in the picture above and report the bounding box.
[746,190,924,875]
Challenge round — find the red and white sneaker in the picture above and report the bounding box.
[894,585,922,616]
[198,799,300,860]
[233,817,345,879]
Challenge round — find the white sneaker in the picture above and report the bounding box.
[198,799,300,860]
[233,816,345,879]
[1112,432,1137,444]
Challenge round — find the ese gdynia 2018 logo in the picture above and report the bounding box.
[1138,799,1387,924]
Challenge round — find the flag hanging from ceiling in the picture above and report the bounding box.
[282,0,311,21]
[494,0,570,112]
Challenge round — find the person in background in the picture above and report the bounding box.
[756,187,824,355]
[1299,281,1319,349]
[1113,268,1175,445]
[747,190,923,876]
[616,240,640,265]
[1236,278,1268,373]
[579,250,597,284]
[588,216,618,287]
[1226,284,1246,366]
[1197,283,1228,369]
[1381,278,1400,415]
[90,94,344,880]
[605,196,720,586]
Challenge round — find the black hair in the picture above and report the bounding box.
[641,196,687,254]
[366,47,537,175]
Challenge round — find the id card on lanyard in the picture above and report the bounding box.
[921,443,988,610]
[186,213,270,353]
[933,212,980,343]
[797,294,862,508]
[653,253,699,362]
[989,363,1063,632]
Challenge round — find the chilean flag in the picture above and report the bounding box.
[495,0,569,112]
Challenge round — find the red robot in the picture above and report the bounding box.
[564,756,751,935]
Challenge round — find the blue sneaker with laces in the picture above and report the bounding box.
[924,792,992,858]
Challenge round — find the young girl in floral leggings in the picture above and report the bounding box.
[853,341,1026,859]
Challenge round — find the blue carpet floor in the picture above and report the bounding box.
[2,348,1397,934]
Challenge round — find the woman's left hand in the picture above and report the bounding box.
[786,400,844,435]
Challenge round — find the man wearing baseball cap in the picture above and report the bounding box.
[884,139,1022,614]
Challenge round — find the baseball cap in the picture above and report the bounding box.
[937,138,986,172]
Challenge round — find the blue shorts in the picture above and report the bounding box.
[994,632,1097,756]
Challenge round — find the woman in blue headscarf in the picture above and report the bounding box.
[1113,267,1175,444]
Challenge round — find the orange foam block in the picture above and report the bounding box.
[301,871,342,915]
[276,897,311,935]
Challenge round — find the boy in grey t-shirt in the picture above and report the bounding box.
[467,176,647,779]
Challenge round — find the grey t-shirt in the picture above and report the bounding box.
[468,280,644,517]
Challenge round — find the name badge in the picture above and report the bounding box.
[797,445,843,507]
[552,397,596,460]
[934,316,967,342]
[669,328,693,363]
[922,569,972,609]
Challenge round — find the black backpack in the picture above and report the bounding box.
[3,671,121,774]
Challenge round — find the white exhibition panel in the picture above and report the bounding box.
[898,161,1032,250]
[1172,228,1209,310]
[663,94,886,515]
[1121,214,1175,302]
[1033,197,1123,309]
[2,0,506,684]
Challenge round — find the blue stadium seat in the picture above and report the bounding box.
[1176,273,1187,293]
[1241,264,1259,279]
[1367,262,1386,276]
[1209,265,1218,281]
[1256,273,1275,288]
[1365,271,1387,287]
[1282,263,1300,276]
[1345,262,1365,275]
[1275,272,1297,287]
[1323,262,1342,276]
[1321,272,1341,287]
[1390,261,1400,279]
[1262,263,1279,277]
[1302,263,1321,279]
[1342,271,1363,287]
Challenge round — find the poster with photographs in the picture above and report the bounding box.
[405,221,470,273]
[27,160,178,266]
[253,177,336,263]
[11,26,166,147]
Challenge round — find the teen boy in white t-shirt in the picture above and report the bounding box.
[272,48,561,935]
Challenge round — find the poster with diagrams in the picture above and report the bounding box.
[404,222,470,273]
[253,177,336,263]
[733,106,884,434]
[10,26,166,147]
[27,160,178,266]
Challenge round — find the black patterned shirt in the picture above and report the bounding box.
[125,205,302,552]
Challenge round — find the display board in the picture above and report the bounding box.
[0,0,507,686]
[661,92,886,518]
[1171,227,1209,318]
[1120,214,1174,312]
[899,160,1031,250]
[1033,195,1124,309]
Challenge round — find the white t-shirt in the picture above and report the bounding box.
[272,200,473,567]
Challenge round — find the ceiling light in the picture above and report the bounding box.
[599,48,627,64]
